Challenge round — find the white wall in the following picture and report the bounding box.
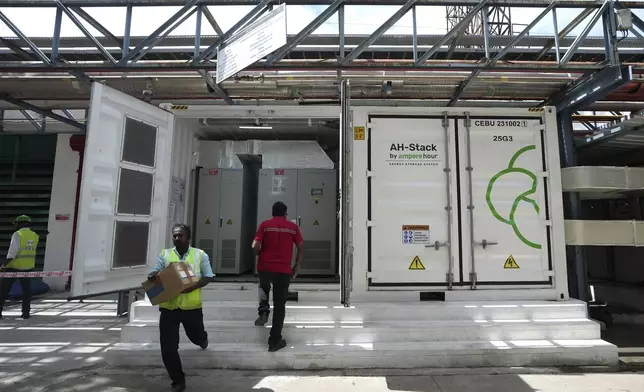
[167,119,199,248]
[43,134,80,291]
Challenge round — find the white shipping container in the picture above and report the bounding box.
[69,83,568,302]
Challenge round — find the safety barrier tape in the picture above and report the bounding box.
[0,271,72,278]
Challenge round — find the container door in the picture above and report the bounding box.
[458,116,551,287]
[71,83,174,297]
[216,169,244,274]
[368,115,459,286]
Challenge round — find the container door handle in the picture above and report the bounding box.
[219,217,223,227]
[298,216,302,226]
[474,239,498,249]
[426,241,448,251]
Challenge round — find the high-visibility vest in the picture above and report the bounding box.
[7,228,39,270]
[158,247,204,311]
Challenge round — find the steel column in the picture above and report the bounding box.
[123,6,132,58]
[552,7,561,63]
[266,0,344,65]
[602,0,619,66]
[482,6,491,59]
[339,5,345,59]
[412,5,418,62]
[195,5,203,59]
[558,109,589,302]
[342,0,419,65]
[52,8,63,62]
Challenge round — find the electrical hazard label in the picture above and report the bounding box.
[409,256,425,270]
[402,225,430,245]
[227,219,233,225]
[313,220,320,226]
[504,255,520,269]
[205,217,211,225]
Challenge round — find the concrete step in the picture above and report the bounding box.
[106,339,618,369]
[121,318,600,344]
[131,300,589,323]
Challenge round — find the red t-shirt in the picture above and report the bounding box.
[254,216,303,274]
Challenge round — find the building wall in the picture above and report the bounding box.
[43,135,79,291]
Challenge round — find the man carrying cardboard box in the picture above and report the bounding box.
[147,223,214,392]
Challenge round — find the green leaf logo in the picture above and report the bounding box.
[485,145,541,250]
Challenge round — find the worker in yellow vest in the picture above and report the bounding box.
[0,215,39,320]
[147,223,214,392]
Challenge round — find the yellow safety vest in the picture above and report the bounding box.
[7,228,39,270]
[159,248,204,311]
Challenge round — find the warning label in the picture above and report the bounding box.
[409,256,425,270]
[227,219,233,225]
[354,126,366,140]
[504,255,520,269]
[402,225,430,245]
[313,220,320,226]
[205,217,211,225]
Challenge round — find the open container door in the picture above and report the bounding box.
[340,79,353,306]
[71,83,174,297]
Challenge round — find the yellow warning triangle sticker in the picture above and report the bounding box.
[409,256,425,270]
[227,219,233,225]
[504,255,520,269]
[313,220,320,226]
[205,218,211,225]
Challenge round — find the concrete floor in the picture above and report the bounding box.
[1,296,644,392]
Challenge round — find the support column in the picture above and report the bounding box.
[558,110,589,302]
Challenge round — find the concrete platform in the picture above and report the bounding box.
[111,298,619,369]
[107,339,617,370]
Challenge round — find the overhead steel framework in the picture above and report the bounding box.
[0,0,642,118]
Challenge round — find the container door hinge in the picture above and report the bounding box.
[464,112,472,128]
[441,111,449,128]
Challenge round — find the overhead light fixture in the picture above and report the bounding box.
[239,125,273,130]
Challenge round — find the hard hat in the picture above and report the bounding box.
[13,215,32,223]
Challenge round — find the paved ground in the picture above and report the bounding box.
[1,296,644,391]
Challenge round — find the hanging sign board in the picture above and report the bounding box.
[216,4,287,84]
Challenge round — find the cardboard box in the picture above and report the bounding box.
[142,262,199,306]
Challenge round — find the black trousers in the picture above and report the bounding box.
[257,271,291,345]
[0,268,32,317]
[159,308,207,385]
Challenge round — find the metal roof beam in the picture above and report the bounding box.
[415,0,488,65]
[447,69,480,106]
[201,6,224,37]
[197,69,235,105]
[0,1,639,8]
[0,11,51,65]
[542,65,633,112]
[266,0,344,65]
[130,6,198,62]
[119,0,199,64]
[198,0,273,62]
[342,0,419,65]
[69,7,124,49]
[55,0,117,63]
[1,94,87,131]
[536,8,594,61]
[560,2,608,66]
[20,110,44,132]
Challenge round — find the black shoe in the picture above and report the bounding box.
[268,339,287,352]
[255,314,268,327]
[171,382,186,392]
[21,315,30,320]
[200,338,209,349]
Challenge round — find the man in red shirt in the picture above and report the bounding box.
[252,201,303,352]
